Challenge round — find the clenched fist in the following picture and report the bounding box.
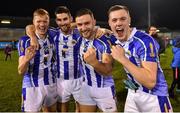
[83,47,98,66]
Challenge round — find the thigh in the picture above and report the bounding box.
[43,83,57,107]
[22,87,43,112]
[72,77,83,102]
[78,83,96,106]
[79,104,97,112]
[57,79,72,103]
[136,90,173,112]
[42,102,57,112]
[94,86,117,112]
[124,90,139,113]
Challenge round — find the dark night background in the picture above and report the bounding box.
[0,0,180,30]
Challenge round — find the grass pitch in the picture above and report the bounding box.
[0,45,180,111]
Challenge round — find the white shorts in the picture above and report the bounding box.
[57,77,83,103]
[78,82,117,112]
[21,83,57,112]
[124,89,173,113]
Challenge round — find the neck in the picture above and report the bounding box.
[61,28,72,36]
[36,33,47,40]
[88,27,97,40]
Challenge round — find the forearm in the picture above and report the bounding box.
[120,57,156,89]
[25,25,40,50]
[26,25,36,38]
[18,57,29,75]
[91,60,112,76]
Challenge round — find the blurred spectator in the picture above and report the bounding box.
[4,44,12,61]
[169,37,180,98]
[164,36,170,48]
[148,26,165,55]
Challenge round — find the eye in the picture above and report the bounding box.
[84,22,90,25]
[112,18,117,23]
[120,17,127,21]
[77,23,82,27]
[56,19,61,21]
[63,17,68,21]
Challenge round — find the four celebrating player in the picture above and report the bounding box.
[17,4,173,112]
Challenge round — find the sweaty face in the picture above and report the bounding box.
[33,15,49,37]
[75,14,95,39]
[56,13,72,34]
[108,9,131,42]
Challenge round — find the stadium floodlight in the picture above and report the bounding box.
[1,20,11,24]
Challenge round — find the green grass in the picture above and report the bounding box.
[0,46,180,111]
[0,50,22,111]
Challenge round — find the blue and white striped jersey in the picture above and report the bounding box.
[18,33,56,88]
[51,28,82,80]
[109,28,168,96]
[79,35,114,88]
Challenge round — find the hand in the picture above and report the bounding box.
[83,47,98,66]
[70,22,77,29]
[25,46,36,62]
[26,24,39,50]
[30,38,39,50]
[111,45,126,63]
[95,28,113,38]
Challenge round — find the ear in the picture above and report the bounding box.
[128,16,131,26]
[33,19,35,25]
[70,16,73,23]
[93,19,96,26]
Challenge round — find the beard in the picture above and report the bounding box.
[60,25,70,33]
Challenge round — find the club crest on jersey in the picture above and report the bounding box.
[149,42,155,57]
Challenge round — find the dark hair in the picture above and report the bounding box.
[55,6,71,16]
[75,8,94,19]
[148,25,157,31]
[108,5,129,17]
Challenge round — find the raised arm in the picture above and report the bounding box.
[111,45,157,89]
[18,46,36,75]
[95,27,113,39]
[25,25,39,50]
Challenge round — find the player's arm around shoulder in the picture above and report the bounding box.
[25,25,39,49]
[18,37,36,75]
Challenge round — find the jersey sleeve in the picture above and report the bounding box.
[18,36,30,57]
[48,28,58,41]
[137,36,158,62]
[98,35,111,54]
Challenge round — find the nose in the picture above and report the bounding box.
[116,19,123,26]
[39,22,46,27]
[80,24,87,31]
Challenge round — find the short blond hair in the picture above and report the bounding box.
[33,8,49,18]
